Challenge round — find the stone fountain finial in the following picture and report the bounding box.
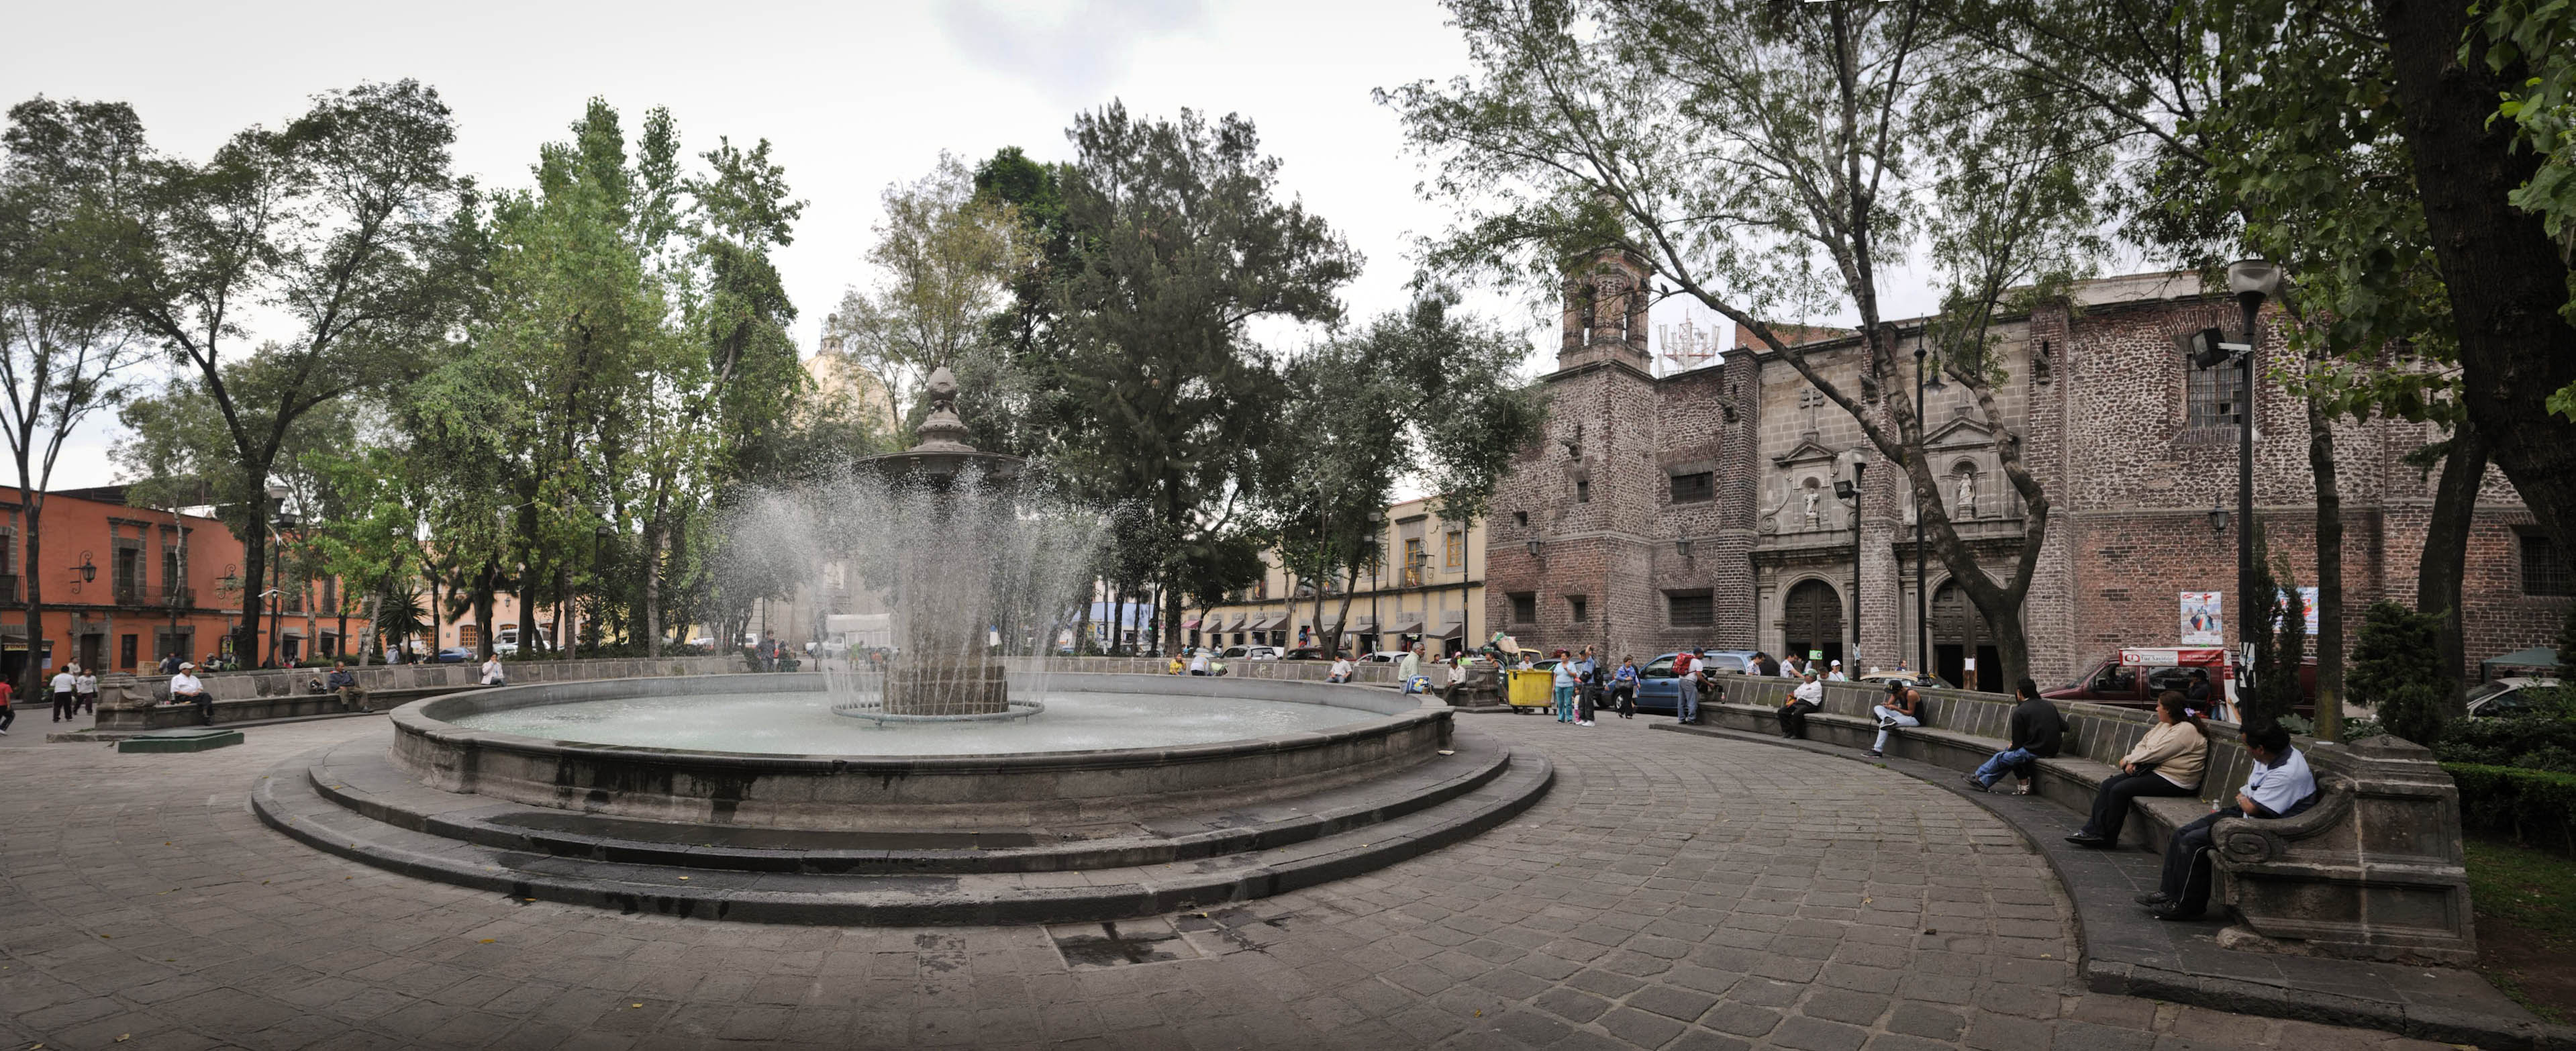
[911,366,975,452]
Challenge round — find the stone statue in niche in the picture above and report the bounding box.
[1954,471,1976,519]
[1803,485,1822,528]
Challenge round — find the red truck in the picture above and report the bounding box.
[2046,646,2316,719]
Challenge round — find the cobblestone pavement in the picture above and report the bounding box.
[2,713,2455,1050]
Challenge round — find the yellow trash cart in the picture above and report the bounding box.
[1505,669,1556,712]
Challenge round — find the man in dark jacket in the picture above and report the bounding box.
[1967,679,2066,793]
[1753,652,1781,678]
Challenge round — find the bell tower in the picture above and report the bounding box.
[1558,248,1654,374]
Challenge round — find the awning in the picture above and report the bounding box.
[1261,611,1293,631]
[2482,646,2561,678]
[1225,613,1248,631]
[1347,615,1377,634]
[1182,617,1201,631]
[1244,612,1275,632]
[1389,610,1427,634]
[1437,609,1466,638]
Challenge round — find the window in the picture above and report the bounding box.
[1509,592,1538,624]
[458,624,480,648]
[1513,511,1529,528]
[1575,479,1591,503]
[1444,530,1464,569]
[1668,591,1714,628]
[121,634,139,670]
[2526,534,2574,597]
[1670,471,1714,503]
[1568,596,1589,623]
[2187,358,2244,428]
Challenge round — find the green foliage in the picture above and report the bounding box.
[2349,599,2452,746]
[2241,523,2306,732]
[2438,717,2576,773]
[2446,762,2576,855]
[2556,602,2576,683]
[829,153,1030,426]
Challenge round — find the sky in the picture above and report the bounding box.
[7,0,1945,491]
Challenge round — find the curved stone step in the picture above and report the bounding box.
[293,734,1516,874]
[250,743,1552,926]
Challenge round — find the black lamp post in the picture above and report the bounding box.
[1834,448,1867,670]
[1916,337,1942,674]
[2223,260,2281,660]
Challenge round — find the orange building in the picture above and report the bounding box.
[0,487,371,677]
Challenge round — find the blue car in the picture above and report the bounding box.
[1629,650,1760,713]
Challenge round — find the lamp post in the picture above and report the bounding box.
[1834,448,1867,670]
[2195,260,2284,721]
[1916,337,1943,674]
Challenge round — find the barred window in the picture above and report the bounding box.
[1509,592,1537,624]
[1569,596,1589,623]
[1668,591,1714,628]
[2187,358,2244,428]
[2526,534,2575,597]
[1670,471,1714,504]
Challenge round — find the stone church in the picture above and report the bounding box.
[1481,250,2570,688]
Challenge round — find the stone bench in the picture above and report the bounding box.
[1693,675,2474,964]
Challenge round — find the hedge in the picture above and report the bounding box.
[2445,762,2576,856]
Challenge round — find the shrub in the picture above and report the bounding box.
[2349,600,2450,747]
[2445,762,2576,856]
[2434,715,2576,770]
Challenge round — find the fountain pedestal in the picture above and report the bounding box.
[884,656,1009,715]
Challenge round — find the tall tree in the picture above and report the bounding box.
[1050,103,1360,653]
[0,97,153,691]
[830,153,1030,428]
[104,79,477,665]
[1383,0,2112,684]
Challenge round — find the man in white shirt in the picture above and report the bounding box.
[1779,671,1824,738]
[50,666,77,722]
[1327,655,1354,684]
[2142,724,2318,921]
[168,663,211,725]
[1398,645,1423,694]
[1189,650,1211,676]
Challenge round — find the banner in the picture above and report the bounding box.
[2179,592,2223,645]
[2283,587,2320,637]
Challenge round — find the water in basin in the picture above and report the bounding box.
[446,690,1381,756]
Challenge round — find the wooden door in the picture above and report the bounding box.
[1783,579,1844,666]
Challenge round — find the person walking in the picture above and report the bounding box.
[170,662,211,725]
[1550,650,1577,723]
[0,675,14,735]
[50,665,78,722]
[73,666,99,715]
[2067,693,2208,848]
[1609,656,1638,719]
[1968,679,2068,794]
[1779,670,1823,738]
[1869,680,1920,757]
[1669,649,1700,724]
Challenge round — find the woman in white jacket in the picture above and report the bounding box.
[2065,691,2208,848]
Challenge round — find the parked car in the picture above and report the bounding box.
[1694,650,1762,675]
[434,647,474,664]
[1281,647,1336,661]
[1220,645,1283,661]
[2466,677,2564,717]
[1362,650,1414,663]
[493,625,552,658]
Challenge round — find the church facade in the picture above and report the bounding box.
[1481,253,2570,687]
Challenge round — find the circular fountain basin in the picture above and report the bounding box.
[388,672,1450,831]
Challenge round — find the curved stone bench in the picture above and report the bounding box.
[1692,675,2473,964]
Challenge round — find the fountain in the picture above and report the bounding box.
[250,367,1553,925]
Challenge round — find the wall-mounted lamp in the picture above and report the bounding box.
[1526,539,1544,558]
[2207,501,2230,536]
[1675,538,1693,558]
[70,551,96,584]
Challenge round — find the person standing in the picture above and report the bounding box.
[73,666,98,715]
[2067,693,2208,848]
[1968,679,2068,794]
[326,661,369,713]
[1571,647,1598,725]
[1779,671,1823,738]
[1550,650,1577,722]
[169,662,211,725]
[50,664,78,722]
[1609,656,1639,719]
[158,652,182,676]
[1398,644,1424,695]
[0,675,14,735]
[1672,649,1701,725]
[1869,681,1920,758]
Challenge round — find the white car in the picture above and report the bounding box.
[2466,677,2563,717]
[1361,650,1414,664]
[1220,645,1283,660]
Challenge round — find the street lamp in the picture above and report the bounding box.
[1914,335,1936,674]
[1835,447,1867,670]
[2221,260,2283,649]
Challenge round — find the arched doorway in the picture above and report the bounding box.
[1783,579,1844,668]
[1932,581,2001,693]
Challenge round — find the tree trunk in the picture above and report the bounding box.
[643,517,664,658]
[238,502,267,668]
[557,565,573,661]
[1073,577,1094,655]
[2375,0,2576,553]
[21,489,43,700]
[358,593,379,667]
[2308,397,2344,740]
[2420,423,2487,716]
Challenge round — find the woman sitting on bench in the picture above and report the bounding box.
[2065,691,2207,848]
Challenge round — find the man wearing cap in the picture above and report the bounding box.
[169,663,211,725]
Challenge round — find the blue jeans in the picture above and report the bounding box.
[1553,686,1575,721]
[1973,748,2036,787]
[1677,678,1699,723]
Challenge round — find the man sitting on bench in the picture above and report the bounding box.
[1967,679,2065,795]
[2138,723,2316,921]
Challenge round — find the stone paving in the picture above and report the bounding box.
[1,711,2460,1050]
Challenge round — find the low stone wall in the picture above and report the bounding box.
[93,656,744,732]
[1699,674,2474,964]
[1010,656,1399,684]
[389,672,1450,830]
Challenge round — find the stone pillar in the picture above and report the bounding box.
[2214,734,2476,964]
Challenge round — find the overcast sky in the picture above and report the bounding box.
[10,0,1940,491]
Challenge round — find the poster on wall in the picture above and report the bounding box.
[2179,592,2224,645]
[2283,587,2320,637]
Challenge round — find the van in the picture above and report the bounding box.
[493,624,552,657]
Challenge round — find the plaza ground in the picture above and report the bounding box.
[1,711,2467,1050]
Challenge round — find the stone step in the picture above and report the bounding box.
[250,740,1552,926]
[292,734,1517,874]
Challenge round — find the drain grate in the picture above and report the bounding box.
[1047,917,1203,970]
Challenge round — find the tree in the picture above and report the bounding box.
[1049,103,1360,653]
[1382,0,2113,684]
[0,97,154,693]
[104,80,477,666]
[1260,286,1546,656]
[2242,524,2306,733]
[2348,599,2448,746]
[830,154,1030,428]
